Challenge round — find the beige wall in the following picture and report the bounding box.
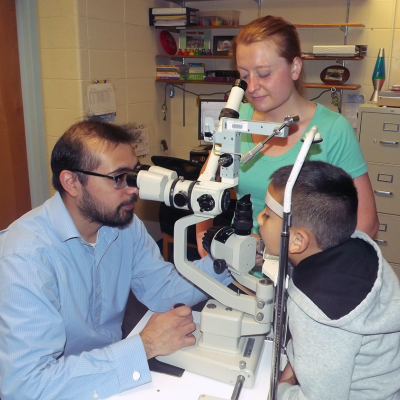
[36,0,172,239]
[168,0,400,159]
[34,0,400,237]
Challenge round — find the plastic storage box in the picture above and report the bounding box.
[197,10,240,26]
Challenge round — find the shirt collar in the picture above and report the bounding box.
[48,192,82,242]
[48,192,120,245]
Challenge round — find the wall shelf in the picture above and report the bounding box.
[305,83,361,90]
[157,54,364,61]
[294,23,364,28]
[302,55,363,61]
[155,23,365,30]
[157,54,231,60]
[155,79,361,90]
[156,79,233,85]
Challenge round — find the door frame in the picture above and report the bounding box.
[15,0,49,207]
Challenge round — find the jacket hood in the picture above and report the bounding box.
[289,230,400,335]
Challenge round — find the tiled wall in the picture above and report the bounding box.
[34,0,400,237]
[168,0,400,159]
[36,0,171,239]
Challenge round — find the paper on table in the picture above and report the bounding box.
[87,83,116,116]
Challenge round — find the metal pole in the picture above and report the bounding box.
[231,375,245,400]
[268,214,290,400]
[183,83,185,126]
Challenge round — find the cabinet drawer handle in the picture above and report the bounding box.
[374,239,387,244]
[373,190,393,196]
[379,140,399,145]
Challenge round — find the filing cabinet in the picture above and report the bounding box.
[357,104,400,279]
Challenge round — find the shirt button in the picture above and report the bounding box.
[94,317,98,322]
[132,371,141,381]
[96,287,99,293]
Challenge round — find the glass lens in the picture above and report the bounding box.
[113,173,128,189]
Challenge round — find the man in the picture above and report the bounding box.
[0,121,232,400]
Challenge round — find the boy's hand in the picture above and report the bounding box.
[139,305,196,359]
[279,363,297,386]
[255,252,264,267]
[253,234,264,267]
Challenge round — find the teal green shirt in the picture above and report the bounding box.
[237,103,367,233]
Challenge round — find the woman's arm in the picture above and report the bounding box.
[353,173,379,239]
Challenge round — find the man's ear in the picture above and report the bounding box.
[59,170,80,198]
[289,228,310,255]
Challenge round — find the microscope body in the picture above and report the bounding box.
[133,79,303,390]
[136,145,275,387]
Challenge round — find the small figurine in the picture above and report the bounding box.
[206,49,212,56]
[177,48,184,56]
[200,48,207,56]
[183,48,189,56]
[194,48,200,56]
[189,49,195,56]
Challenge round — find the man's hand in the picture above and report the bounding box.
[279,363,297,386]
[139,305,196,359]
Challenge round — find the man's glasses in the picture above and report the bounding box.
[70,169,139,190]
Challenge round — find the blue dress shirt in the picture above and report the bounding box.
[0,193,232,399]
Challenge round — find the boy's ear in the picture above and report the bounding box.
[289,228,310,255]
[59,170,80,198]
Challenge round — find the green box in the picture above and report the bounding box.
[186,72,205,80]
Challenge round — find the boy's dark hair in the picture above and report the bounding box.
[51,120,140,196]
[270,161,358,250]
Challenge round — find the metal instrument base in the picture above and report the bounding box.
[157,322,264,389]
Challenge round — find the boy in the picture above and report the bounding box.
[257,161,400,400]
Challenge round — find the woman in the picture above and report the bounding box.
[196,15,378,262]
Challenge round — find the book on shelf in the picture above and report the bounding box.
[151,7,197,15]
[157,65,187,72]
[157,64,186,68]
[149,7,198,27]
[156,76,184,80]
[156,64,187,80]
[153,17,197,27]
[157,72,183,76]
[157,64,187,69]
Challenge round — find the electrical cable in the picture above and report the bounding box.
[309,89,341,113]
[161,83,231,118]
[309,89,331,102]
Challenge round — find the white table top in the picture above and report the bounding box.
[105,311,272,400]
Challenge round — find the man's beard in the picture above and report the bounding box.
[78,187,137,228]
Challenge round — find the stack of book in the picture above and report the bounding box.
[149,7,198,27]
[156,65,188,80]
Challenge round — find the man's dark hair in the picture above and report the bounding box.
[51,120,140,196]
[270,161,358,250]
